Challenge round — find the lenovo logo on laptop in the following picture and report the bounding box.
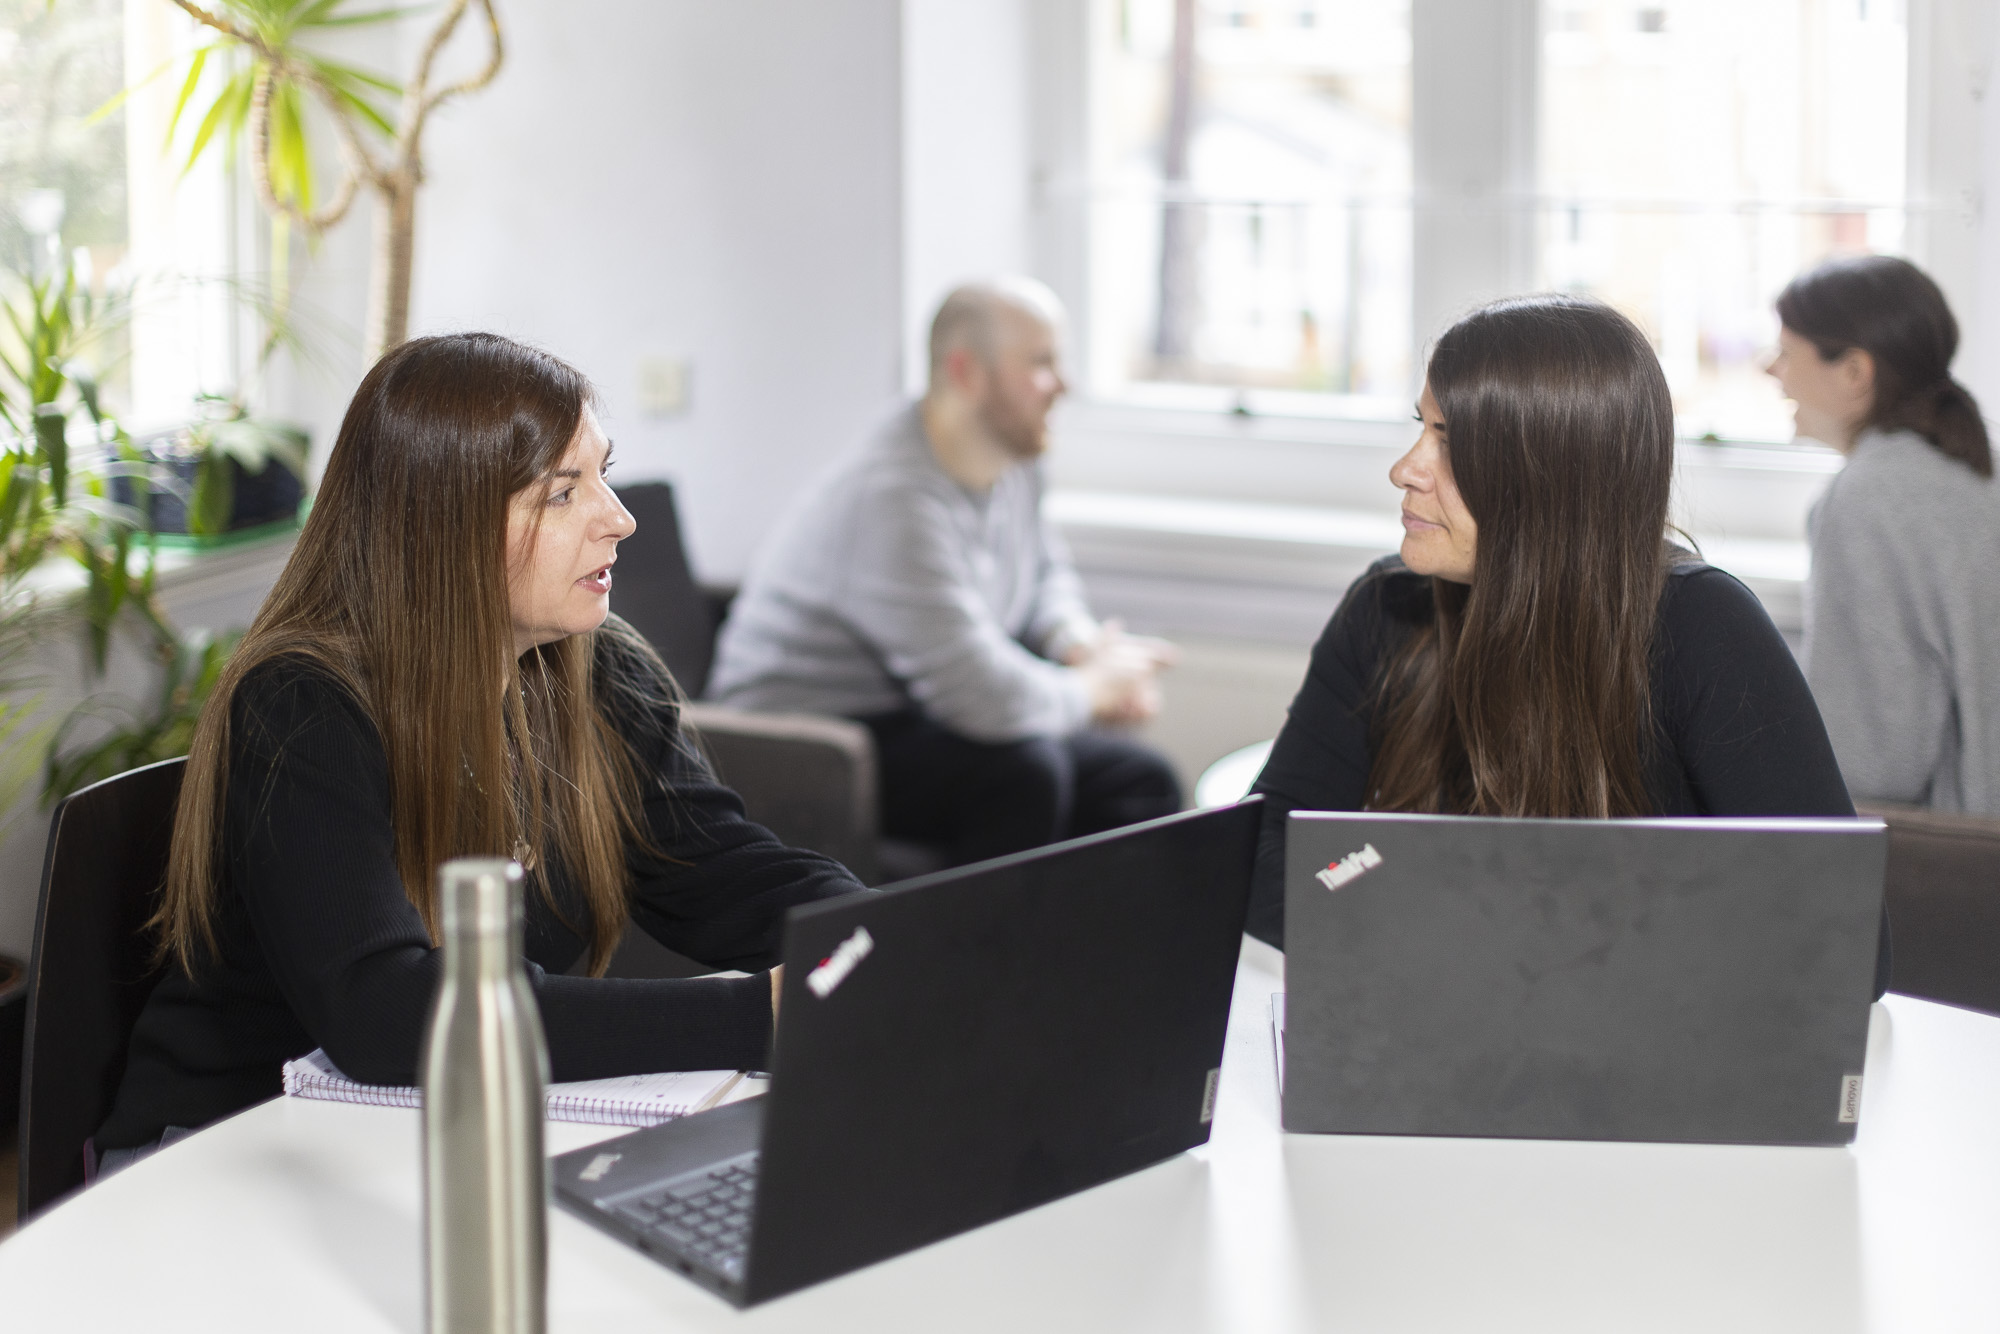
[1315,843,1383,891]
[806,926,875,998]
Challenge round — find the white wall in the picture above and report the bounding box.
[407,0,905,582]
[272,1,909,585]
[901,0,1034,393]
[1965,3,2000,414]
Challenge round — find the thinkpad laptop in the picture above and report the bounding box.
[555,798,1262,1306]
[1281,812,1886,1146]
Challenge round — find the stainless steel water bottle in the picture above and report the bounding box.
[422,858,549,1334]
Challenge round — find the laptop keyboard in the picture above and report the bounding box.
[611,1153,761,1279]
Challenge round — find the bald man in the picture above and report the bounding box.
[708,279,1182,868]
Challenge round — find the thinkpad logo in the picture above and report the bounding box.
[1315,843,1383,891]
[578,1152,621,1182]
[806,926,875,998]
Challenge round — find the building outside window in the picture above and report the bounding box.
[1090,0,1413,415]
[1,0,131,399]
[3,0,246,432]
[1541,0,1908,443]
[1086,0,1915,445]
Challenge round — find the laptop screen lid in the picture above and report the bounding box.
[730,798,1261,1304]
[1282,811,1885,1146]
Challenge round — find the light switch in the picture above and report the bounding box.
[637,356,691,419]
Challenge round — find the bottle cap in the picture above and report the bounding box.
[439,857,524,937]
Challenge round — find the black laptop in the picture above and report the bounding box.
[1280,812,1886,1146]
[554,798,1262,1306]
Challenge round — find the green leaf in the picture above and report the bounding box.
[304,3,425,30]
[190,451,236,537]
[164,44,214,150]
[88,53,179,127]
[35,410,68,508]
[72,365,105,425]
[312,57,403,94]
[274,81,316,214]
[0,338,27,392]
[328,84,397,139]
[182,68,256,176]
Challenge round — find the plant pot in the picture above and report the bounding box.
[113,430,306,548]
[0,953,24,1137]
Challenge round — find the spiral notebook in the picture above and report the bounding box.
[281,1048,746,1127]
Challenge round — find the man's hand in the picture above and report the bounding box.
[1071,620,1177,726]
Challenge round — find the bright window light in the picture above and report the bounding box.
[1540,0,1909,443]
[1089,0,1414,411]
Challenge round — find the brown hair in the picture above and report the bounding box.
[157,333,653,976]
[1776,255,1991,477]
[1368,295,1675,818]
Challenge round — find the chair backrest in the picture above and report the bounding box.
[1866,804,2000,1016]
[18,757,185,1219]
[610,482,718,697]
[681,704,881,884]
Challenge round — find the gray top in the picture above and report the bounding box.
[706,403,1097,742]
[1802,428,2000,815]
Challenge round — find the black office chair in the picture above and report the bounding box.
[607,481,729,699]
[17,757,185,1220]
[610,483,949,886]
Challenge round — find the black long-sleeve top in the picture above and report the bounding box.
[98,627,865,1150]
[1248,556,1871,954]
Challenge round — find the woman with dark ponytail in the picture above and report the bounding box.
[1771,256,2000,815]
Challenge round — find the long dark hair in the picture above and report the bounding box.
[1776,255,1991,477]
[158,333,654,976]
[1368,295,1675,818]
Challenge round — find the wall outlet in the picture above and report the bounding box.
[637,356,691,419]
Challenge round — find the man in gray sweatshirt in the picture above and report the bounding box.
[707,279,1181,865]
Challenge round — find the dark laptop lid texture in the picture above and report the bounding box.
[745,800,1261,1304]
[1283,814,1885,1146]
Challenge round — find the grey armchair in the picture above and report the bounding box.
[680,702,881,885]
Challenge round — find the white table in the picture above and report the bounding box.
[4,939,1998,1332]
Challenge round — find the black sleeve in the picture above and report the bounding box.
[596,631,869,972]
[1243,564,1404,947]
[226,660,833,1088]
[1655,569,1855,817]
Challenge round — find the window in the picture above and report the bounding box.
[3,0,244,430]
[1078,0,1929,445]
[1087,0,1412,413]
[1541,0,1908,441]
[1,0,130,397]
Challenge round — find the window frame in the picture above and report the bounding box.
[1030,0,1984,502]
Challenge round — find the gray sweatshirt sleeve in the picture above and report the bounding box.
[845,483,1092,743]
[1023,515,1099,663]
[1803,467,1953,804]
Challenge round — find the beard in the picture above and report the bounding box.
[977,389,1050,460]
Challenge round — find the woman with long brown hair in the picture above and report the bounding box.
[1246,295,1859,951]
[96,333,863,1159]
[1769,255,1999,815]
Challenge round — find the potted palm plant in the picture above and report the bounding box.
[0,251,250,802]
[119,396,309,545]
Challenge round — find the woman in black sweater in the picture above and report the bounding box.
[99,333,864,1155]
[1247,296,1877,978]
